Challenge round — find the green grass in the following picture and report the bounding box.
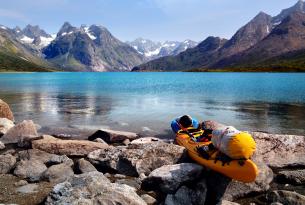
[0,51,56,72]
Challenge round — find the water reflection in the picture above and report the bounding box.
[1,73,305,136]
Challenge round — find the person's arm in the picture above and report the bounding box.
[171,119,181,133]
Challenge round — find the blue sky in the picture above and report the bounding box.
[0,0,299,42]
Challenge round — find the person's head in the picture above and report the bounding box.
[179,115,193,128]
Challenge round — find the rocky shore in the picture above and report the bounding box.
[1,99,305,205]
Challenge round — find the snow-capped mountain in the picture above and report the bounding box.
[14,25,56,49]
[42,22,145,71]
[127,38,197,60]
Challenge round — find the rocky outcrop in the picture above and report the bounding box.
[14,160,47,182]
[141,194,157,205]
[142,163,204,194]
[0,154,16,174]
[224,158,273,200]
[88,129,139,143]
[266,190,305,205]
[32,135,109,156]
[0,99,14,121]
[88,142,187,176]
[164,178,207,205]
[0,118,14,136]
[276,169,305,185]
[76,158,97,173]
[45,171,146,205]
[43,163,74,183]
[1,120,39,146]
[18,149,73,167]
[252,132,305,168]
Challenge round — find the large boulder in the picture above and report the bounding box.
[266,190,305,205]
[32,135,109,156]
[88,129,139,143]
[18,149,73,167]
[252,132,305,168]
[0,154,16,174]
[76,158,97,173]
[1,120,39,146]
[43,163,74,183]
[0,118,14,136]
[224,158,273,200]
[276,169,305,185]
[88,142,187,177]
[14,160,47,182]
[45,171,147,205]
[0,99,14,121]
[165,178,207,205]
[142,163,204,194]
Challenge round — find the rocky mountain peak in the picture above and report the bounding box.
[22,24,51,38]
[57,22,77,37]
[273,0,305,25]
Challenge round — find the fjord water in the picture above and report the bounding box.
[0,72,305,136]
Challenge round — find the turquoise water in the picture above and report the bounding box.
[0,72,305,136]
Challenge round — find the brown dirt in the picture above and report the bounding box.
[0,174,54,205]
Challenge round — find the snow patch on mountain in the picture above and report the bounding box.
[39,36,55,47]
[145,48,161,57]
[83,27,97,40]
[0,26,7,30]
[20,36,34,43]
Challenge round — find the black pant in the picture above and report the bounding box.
[204,170,232,205]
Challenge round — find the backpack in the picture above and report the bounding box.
[211,126,256,159]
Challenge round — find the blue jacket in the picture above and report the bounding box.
[171,117,199,133]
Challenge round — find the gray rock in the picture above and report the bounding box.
[252,132,305,168]
[277,169,305,185]
[0,118,14,135]
[142,163,204,194]
[0,141,5,150]
[224,158,273,200]
[32,135,108,156]
[141,194,157,205]
[131,137,162,144]
[1,120,39,146]
[14,160,47,182]
[16,184,39,194]
[77,158,97,173]
[0,99,14,121]
[45,171,146,205]
[116,178,141,190]
[48,155,74,167]
[165,178,207,205]
[266,190,305,205]
[88,129,139,143]
[123,138,131,146]
[14,180,28,187]
[93,137,108,145]
[88,142,187,177]
[18,149,73,167]
[43,163,74,183]
[0,154,16,174]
